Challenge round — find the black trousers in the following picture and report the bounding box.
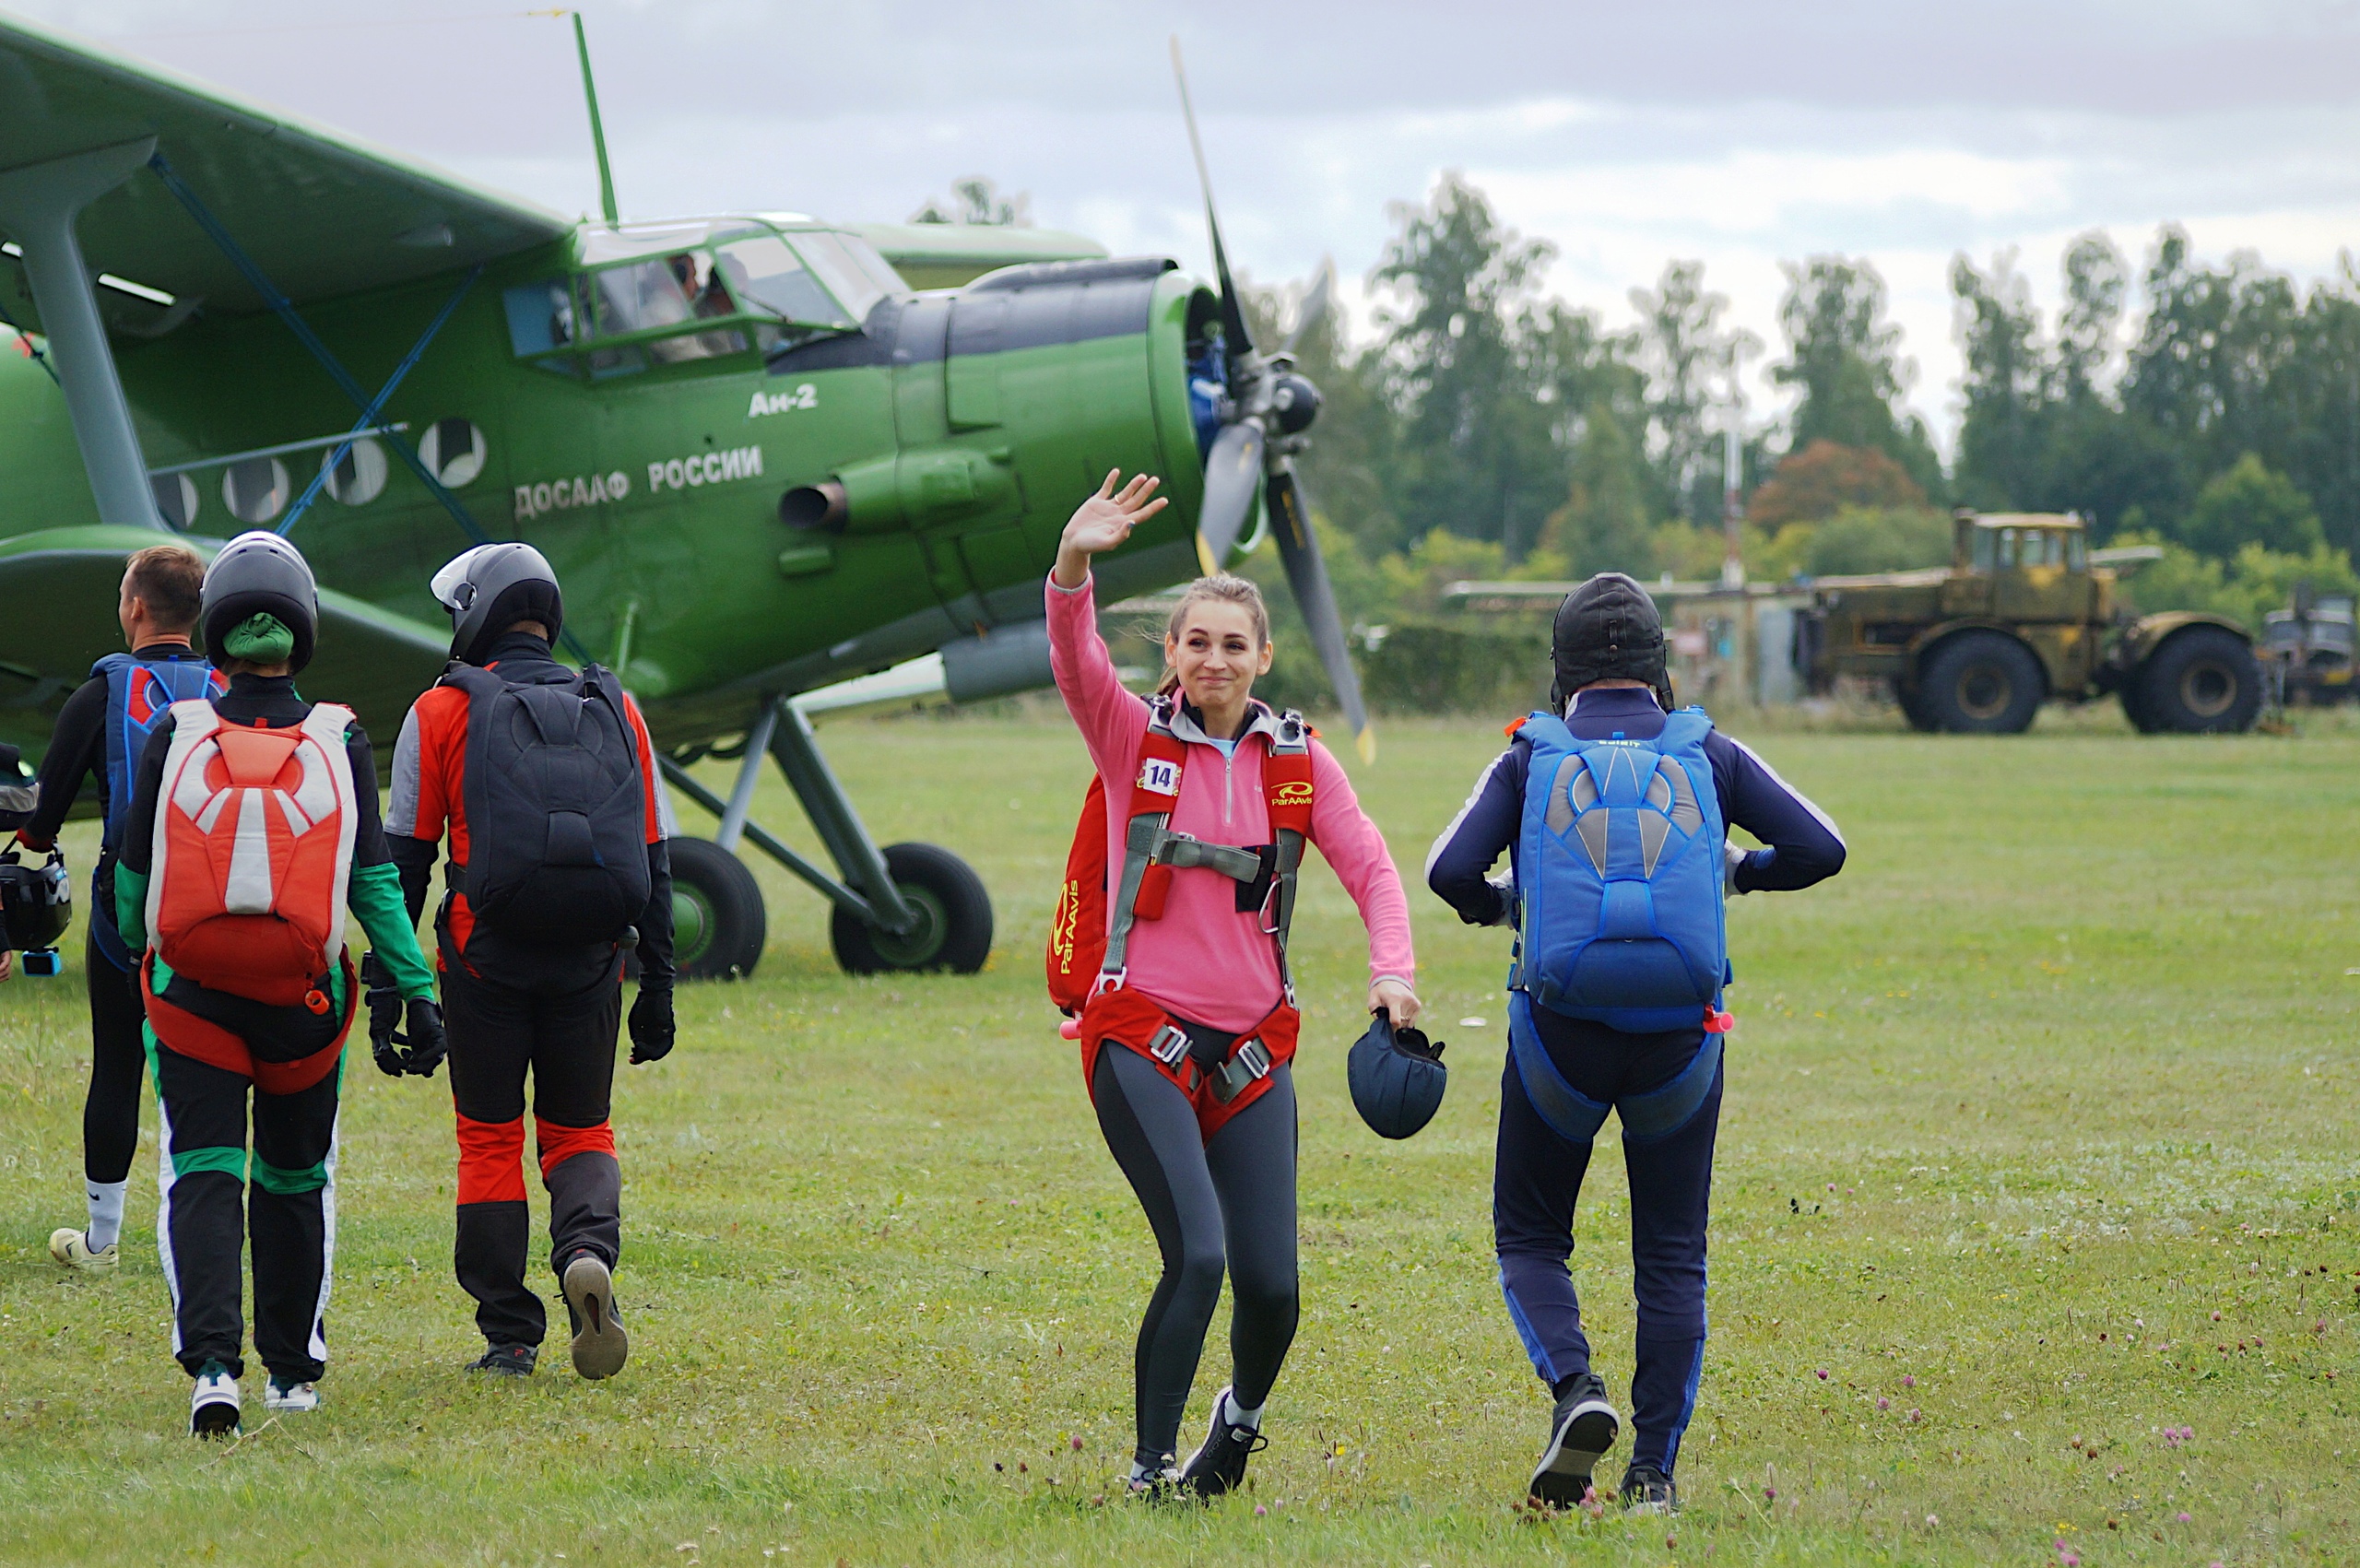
[85,931,148,1185]
[1092,1042,1299,1469]
[441,941,623,1350]
[153,1036,340,1382]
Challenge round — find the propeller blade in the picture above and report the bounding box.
[1169,36,1257,366]
[1285,258,1335,354]
[1268,463,1374,762]
[1197,419,1265,572]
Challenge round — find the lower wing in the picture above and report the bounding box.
[0,525,449,786]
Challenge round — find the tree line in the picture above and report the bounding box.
[1256,173,2360,642]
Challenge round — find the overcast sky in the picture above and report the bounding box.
[18,0,2360,454]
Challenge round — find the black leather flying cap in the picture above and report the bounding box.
[1551,572,1670,707]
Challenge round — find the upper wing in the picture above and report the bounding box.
[0,526,450,778]
[852,222,1108,290]
[0,13,570,334]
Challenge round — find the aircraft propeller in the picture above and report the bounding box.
[1169,40,1373,760]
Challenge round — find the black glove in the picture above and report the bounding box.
[362,953,406,1077]
[398,996,448,1078]
[628,985,675,1065]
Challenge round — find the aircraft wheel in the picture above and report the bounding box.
[667,838,768,980]
[831,843,994,975]
[2135,627,2262,734]
[1919,631,2044,734]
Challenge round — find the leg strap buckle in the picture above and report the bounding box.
[1145,1024,1190,1067]
[1210,1037,1272,1102]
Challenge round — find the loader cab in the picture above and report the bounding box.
[1952,513,2094,623]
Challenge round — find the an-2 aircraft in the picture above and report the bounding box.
[0,16,1367,979]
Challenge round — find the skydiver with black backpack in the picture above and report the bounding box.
[1425,573,1846,1514]
[384,544,676,1382]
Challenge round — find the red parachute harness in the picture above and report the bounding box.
[141,699,362,1091]
[1047,700,1316,1140]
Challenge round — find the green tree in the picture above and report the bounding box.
[2179,454,2325,559]
[1543,398,1656,575]
[1801,506,1953,576]
[1629,260,1755,525]
[1772,256,1943,496]
[1952,249,2043,510]
[1373,174,1619,560]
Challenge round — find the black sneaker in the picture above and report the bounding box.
[1619,1462,1678,1514]
[467,1343,538,1377]
[1528,1373,1619,1508]
[1178,1385,1270,1498]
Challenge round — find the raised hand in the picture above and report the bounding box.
[1053,470,1167,588]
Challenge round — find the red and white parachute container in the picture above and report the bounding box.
[146,700,360,1007]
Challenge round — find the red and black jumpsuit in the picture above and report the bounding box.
[385,631,675,1353]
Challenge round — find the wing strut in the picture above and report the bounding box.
[277,265,481,539]
[0,139,166,529]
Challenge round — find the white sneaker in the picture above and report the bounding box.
[49,1228,118,1272]
[264,1376,320,1412]
[190,1365,240,1438]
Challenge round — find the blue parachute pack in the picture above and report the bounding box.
[90,651,221,967]
[1505,707,1731,1145]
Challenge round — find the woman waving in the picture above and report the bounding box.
[1045,472,1418,1499]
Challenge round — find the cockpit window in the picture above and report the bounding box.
[587,253,746,363]
[790,231,896,324]
[714,236,853,327]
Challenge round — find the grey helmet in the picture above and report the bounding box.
[431,542,564,665]
[200,531,320,673]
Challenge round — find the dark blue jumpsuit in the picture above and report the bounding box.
[1425,688,1846,1477]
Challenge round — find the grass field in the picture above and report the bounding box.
[2,707,2356,1566]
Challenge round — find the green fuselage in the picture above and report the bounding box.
[0,219,1215,752]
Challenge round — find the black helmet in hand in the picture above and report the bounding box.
[1348,1011,1447,1139]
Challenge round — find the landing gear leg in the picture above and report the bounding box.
[658,697,995,976]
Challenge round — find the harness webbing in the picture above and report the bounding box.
[1096,701,1314,997]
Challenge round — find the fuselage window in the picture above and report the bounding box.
[223,456,289,525]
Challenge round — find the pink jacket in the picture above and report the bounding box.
[1046,572,1414,1032]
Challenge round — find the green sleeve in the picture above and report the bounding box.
[348,861,435,998]
[113,867,148,954]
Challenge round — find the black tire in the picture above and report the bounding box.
[2118,674,2162,734]
[830,843,993,974]
[1918,631,2045,734]
[667,838,767,980]
[2134,627,2262,734]
[1894,678,1940,733]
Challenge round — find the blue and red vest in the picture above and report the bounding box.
[88,651,223,968]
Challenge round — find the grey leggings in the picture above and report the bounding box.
[1092,1043,1300,1468]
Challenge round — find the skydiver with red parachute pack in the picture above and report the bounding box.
[1045,471,1419,1500]
[112,532,442,1436]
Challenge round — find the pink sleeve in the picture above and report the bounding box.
[1045,572,1149,787]
[1305,737,1417,984]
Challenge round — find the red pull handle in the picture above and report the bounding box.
[1703,1008,1735,1033]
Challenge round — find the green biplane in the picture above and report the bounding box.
[0,16,1364,980]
